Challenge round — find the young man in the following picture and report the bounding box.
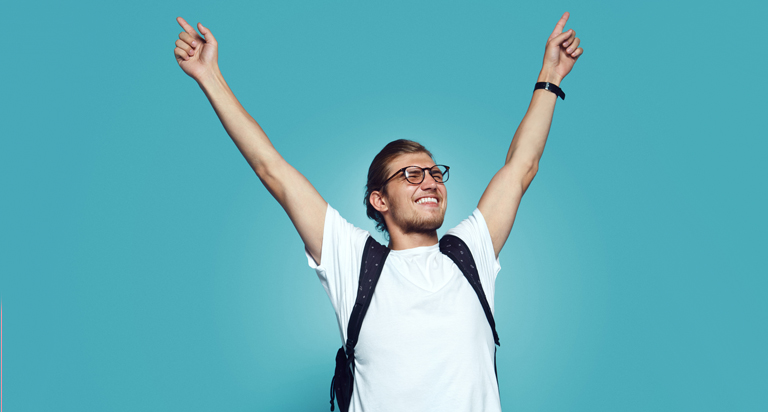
[174,12,582,411]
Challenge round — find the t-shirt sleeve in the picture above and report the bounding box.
[305,204,370,342]
[445,208,501,311]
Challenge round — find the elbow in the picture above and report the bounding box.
[528,160,539,177]
[521,161,539,192]
[499,157,539,192]
[252,151,285,180]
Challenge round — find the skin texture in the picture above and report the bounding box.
[369,153,448,250]
[173,12,583,261]
[174,17,327,264]
[478,12,582,257]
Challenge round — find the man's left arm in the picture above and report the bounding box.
[478,12,583,257]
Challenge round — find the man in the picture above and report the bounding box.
[174,12,582,411]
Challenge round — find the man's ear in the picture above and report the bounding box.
[370,190,389,213]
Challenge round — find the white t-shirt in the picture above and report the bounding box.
[306,204,502,412]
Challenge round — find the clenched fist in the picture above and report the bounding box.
[174,17,219,82]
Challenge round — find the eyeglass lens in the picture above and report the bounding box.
[404,165,449,184]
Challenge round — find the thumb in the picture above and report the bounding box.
[198,22,218,45]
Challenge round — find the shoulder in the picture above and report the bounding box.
[446,208,492,245]
[445,208,500,277]
[322,204,371,259]
[324,205,370,243]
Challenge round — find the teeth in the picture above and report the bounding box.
[416,197,438,204]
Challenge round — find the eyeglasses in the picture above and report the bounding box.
[382,165,450,187]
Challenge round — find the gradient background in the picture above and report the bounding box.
[2,0,766,410]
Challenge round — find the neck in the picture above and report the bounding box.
[387,229,439,250]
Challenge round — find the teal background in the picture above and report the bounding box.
[2,0,766,410]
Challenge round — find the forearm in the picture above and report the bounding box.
[196,66,326,260]
[196,66,282,176]
[477,12,581,256]
[504,71,561,171]
[173,19,327,262]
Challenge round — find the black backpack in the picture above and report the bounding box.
[329,235,501,411]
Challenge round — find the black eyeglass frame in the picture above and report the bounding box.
[382,164,450,187]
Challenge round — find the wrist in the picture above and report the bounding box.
[534,81,565,100]
[537,69,563,86]
[197,66,232,101]
[196,64,223,89]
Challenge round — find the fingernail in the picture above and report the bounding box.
[191,41,197,47]
[567,47,573,53]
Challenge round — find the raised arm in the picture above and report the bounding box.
[477,12,583,257]
[174,17,327,263]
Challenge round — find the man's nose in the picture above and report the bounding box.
[421,173,439,189]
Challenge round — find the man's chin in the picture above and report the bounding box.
[403,215,445,234]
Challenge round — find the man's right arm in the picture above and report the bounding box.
[174,17,326,263]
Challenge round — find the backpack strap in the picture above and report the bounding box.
[346,236,391,360]
[439,234,500,346]
[330,236,390,411]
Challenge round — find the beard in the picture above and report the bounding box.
[390,205,446,235]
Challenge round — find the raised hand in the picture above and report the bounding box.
[541,12,583,84]
[174,17,219,82]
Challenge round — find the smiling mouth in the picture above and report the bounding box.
[416,197,439,205]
